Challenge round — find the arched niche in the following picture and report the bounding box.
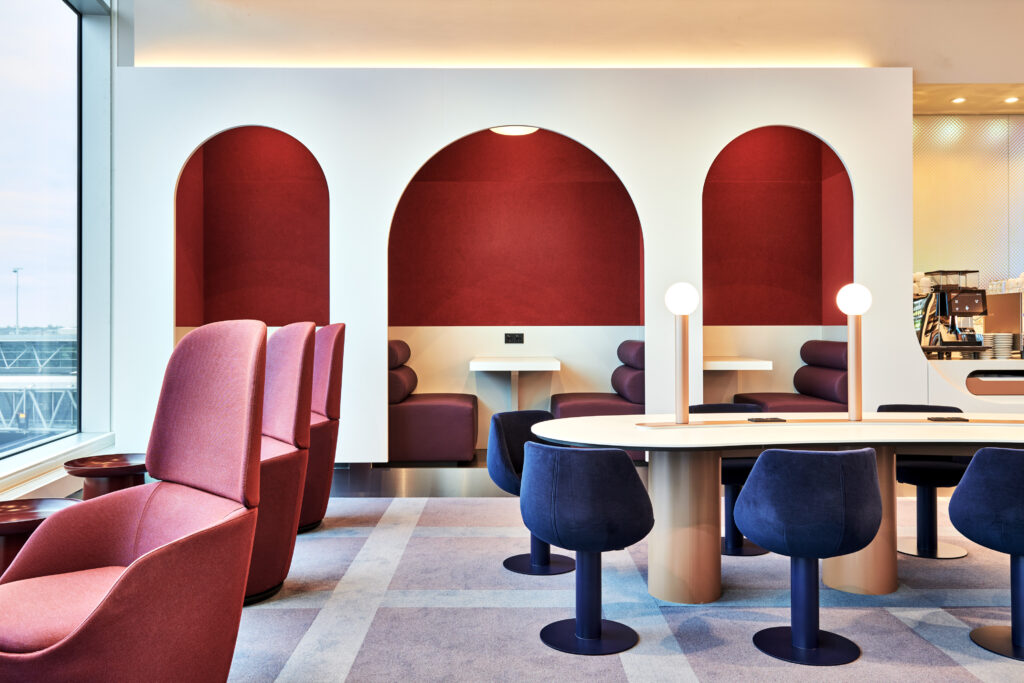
[175,125,329,329]
[388,127,643,326]
[702,125,853,326]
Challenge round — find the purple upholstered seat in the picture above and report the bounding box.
[734,340,847,412]
[0,320,266,680]
[298,323,345,532]
[246,322,315,602]
[549,340,645,459]
[388,341,478,462]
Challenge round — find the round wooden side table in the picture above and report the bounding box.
[63,453,148,500]
[0,498,80,571]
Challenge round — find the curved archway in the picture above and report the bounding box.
[388,127,643,326]
[175,125,329,328]
[702,125,853,326]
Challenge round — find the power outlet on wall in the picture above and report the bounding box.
[505,332,524,344]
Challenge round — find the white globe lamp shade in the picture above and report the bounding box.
[836,283,872,315]
[665,282,700,315]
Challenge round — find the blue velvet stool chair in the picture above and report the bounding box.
[949,447,1024,660]
[878,403,968,559]
[487,411,574,576]
[690,403,766,556]
[735,448,882,666]
[521,442,654,655]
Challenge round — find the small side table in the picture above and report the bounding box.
[64,452,148,500]
[0,498,80,571]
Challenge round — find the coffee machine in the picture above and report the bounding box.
[919,270,987,346]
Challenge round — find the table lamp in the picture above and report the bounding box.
[836,283,872,422]
[665,282,700,424]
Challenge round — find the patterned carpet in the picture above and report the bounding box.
[229,497,1023,682]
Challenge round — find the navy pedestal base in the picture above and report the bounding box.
[503,552,575,576]
[969,625,1024,661]
[897,537,967,559]
[540,618,638,656]
[752,626,861,666]
[721,537,768,556]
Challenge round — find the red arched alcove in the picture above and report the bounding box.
[388,128,643,326]
[702,125,853,325]
[175,125,329,327]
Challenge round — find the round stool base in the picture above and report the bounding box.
[503,553,575,576]
[752,626,861,666]
[721,537,769,557]
[969,625,1024,660]
[296,519,323,534]
[897,538,967,559]
[540,618,639,655]
[243,582,284,606]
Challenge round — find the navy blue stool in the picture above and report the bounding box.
[878,403,968,559]
[950,447,1024,660]
[487,411,575,576]
[521,442,654,655]
[691,402,766,556]
[735,448,881,666]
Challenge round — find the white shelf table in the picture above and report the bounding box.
[469,356,561,410]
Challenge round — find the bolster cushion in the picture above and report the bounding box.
[388,365,418,404]
[793,365,847,404]
[800,340,847,370]
[610,366,645,404]
[388,340,411,369]
[616,340,645,370]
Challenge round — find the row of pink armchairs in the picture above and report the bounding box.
[0,320,344,681]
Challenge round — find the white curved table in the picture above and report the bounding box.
[532,412,1024,604]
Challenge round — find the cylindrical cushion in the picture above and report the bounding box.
[388,366,418,404]
[616,340,645,370]
[521,443,654,553]
[950,447,1024,556]
[388,340,411,369]
[486,410,553,497]
[246,437,308,597]
[799,340,847,370]
[388,394,478,462]
[793,365,847,404]
[734,448,881,559]
[611,366,645,404]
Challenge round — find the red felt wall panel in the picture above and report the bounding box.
[703,126,853,326]
[388,129,643,326]
[176,126,330,328]
[175,147,205,327]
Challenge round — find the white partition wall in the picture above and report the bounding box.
[111,67,917,462]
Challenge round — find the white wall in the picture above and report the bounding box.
[111,67,919,462]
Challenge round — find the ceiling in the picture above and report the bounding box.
[124,0,1024,114]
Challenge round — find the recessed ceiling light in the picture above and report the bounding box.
[489,126,539,136]
[951,97,966,104]
[1005,97,1020,104]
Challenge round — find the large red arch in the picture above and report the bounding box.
[388,128,644,326]
[702,125,853,326]
[175,125,329,327]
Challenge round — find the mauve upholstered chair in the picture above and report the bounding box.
[950,447,1024,660]
[245,322,315,603]
[735,448,881,666]
[878,403,969,559]
[297,323,345,533]
[688,403,766,556]
[734,340,848,412]
[486,411,574,576]
[0,320,266,681]
[521,442,654,655]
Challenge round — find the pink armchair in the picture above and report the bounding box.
[0,320,266,681]
[245,322,315,602]
[298,323,345,532]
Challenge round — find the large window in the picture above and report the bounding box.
[0,2,80,458]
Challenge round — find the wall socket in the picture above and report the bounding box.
[504,332,524,344]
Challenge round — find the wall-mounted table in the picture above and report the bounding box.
[533,412,1024,604]
[702,356,773,371]
[469,356,560,410]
